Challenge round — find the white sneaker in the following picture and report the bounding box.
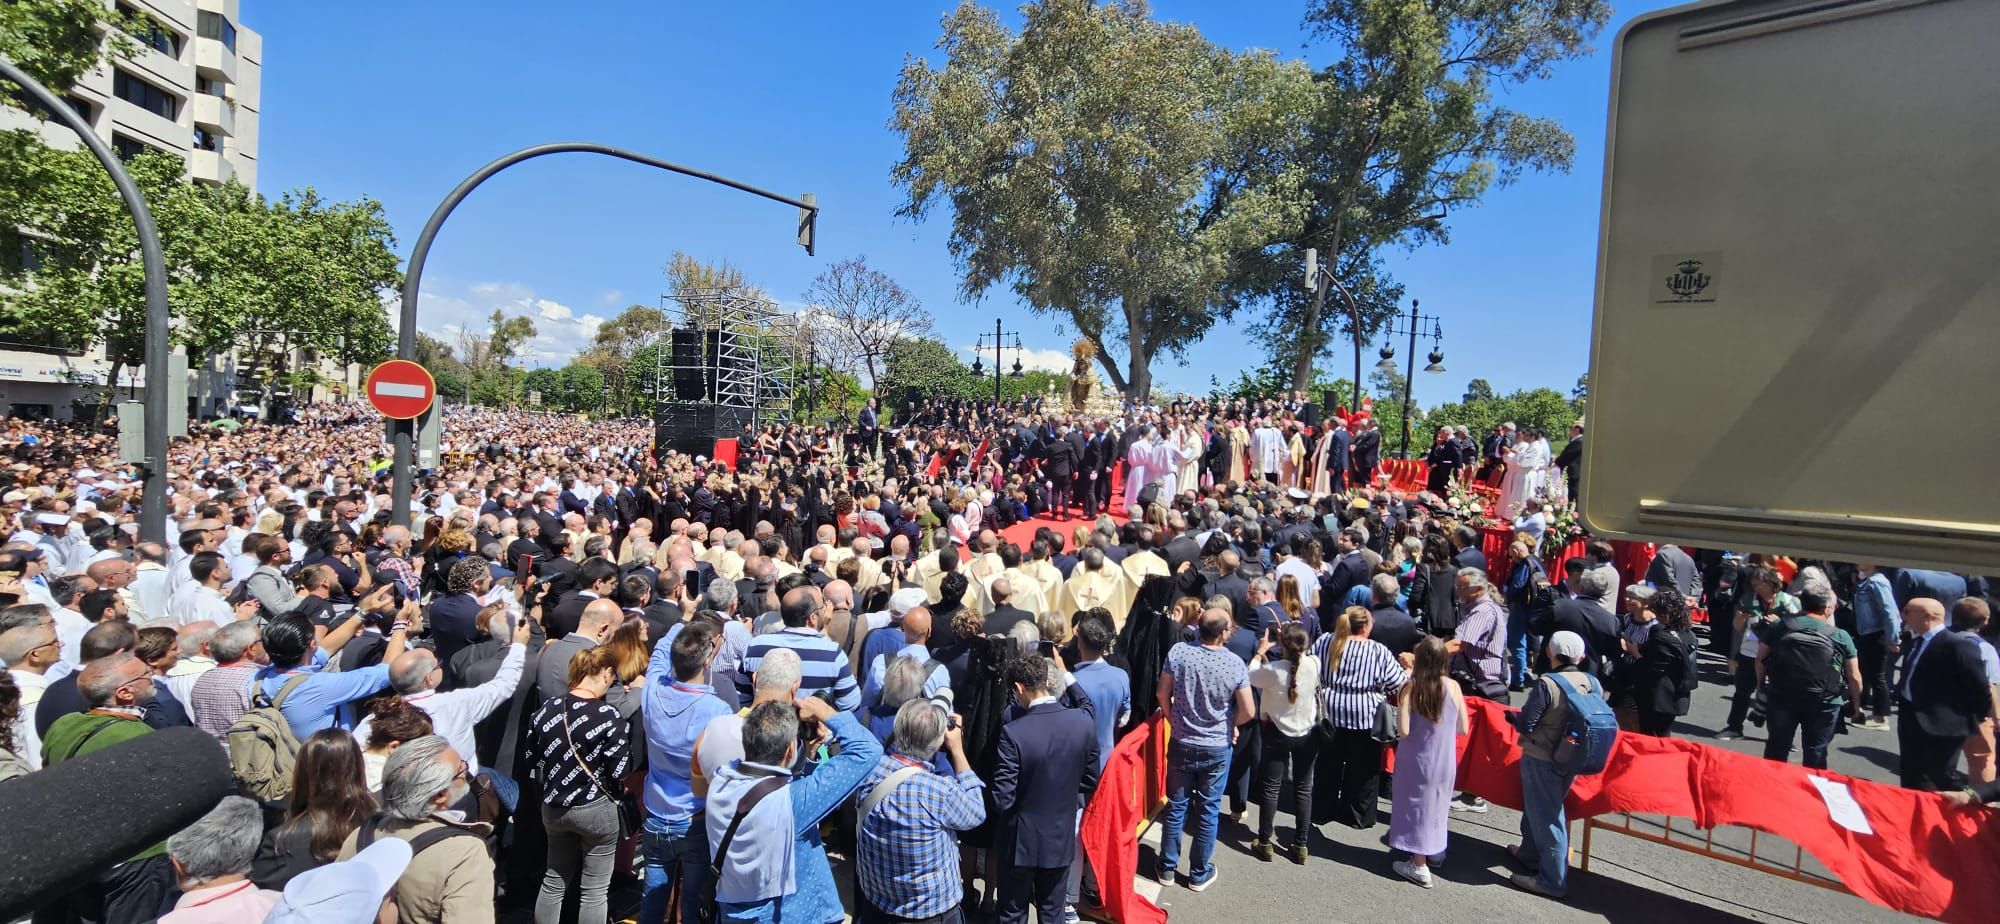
[1393,859,1435,888]
[1450,797,1490,814]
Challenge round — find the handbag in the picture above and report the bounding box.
[1371,698,1401,745]
[561,706,634,838]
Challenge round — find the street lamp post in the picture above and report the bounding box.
[970,318,1024,409]
[391,142,821,525]
[1377,300,1445,458]
[1303,249,1364,414]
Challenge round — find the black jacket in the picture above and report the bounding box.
[1902,630,1991,738]
[993,698,1101,868]
[1368,605,1423,658]
[985,604,1037,639]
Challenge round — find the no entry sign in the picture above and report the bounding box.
[365,360,437,420]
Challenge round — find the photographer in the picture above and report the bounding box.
[855,698,984,923]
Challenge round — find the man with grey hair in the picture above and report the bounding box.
[1368,573,1422,658]
[43,652,168,920]
[694,647,803,785]
[855,698,984,922]
[1448,567,1509,813]
[354,615,529,774]
[160,796,279,922]
[1,623,59,770]
[707,696,880,923]
[339,734,493,920]
[189,619,266,749]
[160,620,219,706]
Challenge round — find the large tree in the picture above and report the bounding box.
[1248,0,1612,389]
[800,255,928,386]
[891,0,1317,400]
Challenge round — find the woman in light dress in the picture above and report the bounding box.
[1387,635,1467,888]
[1174,421,1204,494]
[1227,419,1252,484]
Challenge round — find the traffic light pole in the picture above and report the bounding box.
[392,142,821,525]
[0,57,172,544]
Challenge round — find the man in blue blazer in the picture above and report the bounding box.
[992,655,1101,924]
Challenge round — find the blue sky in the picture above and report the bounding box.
[253,0,1680,408]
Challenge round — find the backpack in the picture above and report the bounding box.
[1765,617,1844,703]
[227,674,311,801]
[1547,673,1619,776]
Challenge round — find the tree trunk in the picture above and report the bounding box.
[1124,305,1153,404]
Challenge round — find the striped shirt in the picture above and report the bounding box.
[1312,635,1408,731]
[738,627,861,712]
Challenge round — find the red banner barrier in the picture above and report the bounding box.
[1080,718,1170,924]
[1448,699,2000,923]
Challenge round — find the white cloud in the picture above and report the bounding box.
[960,344,1073,374]
[598,290,624,307]
[413,281,604,367]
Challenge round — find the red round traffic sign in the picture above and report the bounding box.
[364,360,437,420]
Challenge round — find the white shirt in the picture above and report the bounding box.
[1273,557,1321,608]
[128,565,171,621]
[7,669,53,771]
[52,607,91,666]
[349,644,526,774]
[167,584,234,627]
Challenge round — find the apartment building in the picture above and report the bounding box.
[0,0,269,419]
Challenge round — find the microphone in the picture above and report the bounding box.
[0,726,231,921]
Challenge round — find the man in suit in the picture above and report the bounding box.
[858,397,880,457]
[644,569,687,641]
[1042,424,1078,519]
[1163,514,1202,576]
[535,599,630,711]
[1350,417,1381,487]
[1204,549,1253,630]
[1328,417,1353,493]
[1646,544,1702,601]
[1317,528,1371,626]
[1539,569,1621,679]
[1450,524,1488,574]
[547,557,619,641]
[984,578,1037,638]
[427,557,492,668]
[1553,421,1585,504]
[1898,598,1991,790]
[1073,425,1101,520]
[993,655,1100,924]
[1366,574,1422,657]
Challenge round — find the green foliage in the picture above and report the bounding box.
[876,335,1067,411]
[1463,378,1495,403]
[469,367,524,408]
[1244,0,1613,388]
[892,0,1317,399]
[0,0,132,105]
[1420,386,1576,444]
[0,144,399,401]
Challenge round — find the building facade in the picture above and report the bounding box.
[0,0,271,419]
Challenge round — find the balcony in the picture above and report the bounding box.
[191,93,234,137]
[188,148,233,186]
[194,40,237,85]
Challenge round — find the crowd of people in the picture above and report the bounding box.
[0,395,1995,924]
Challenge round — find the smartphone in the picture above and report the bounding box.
[684,569,701,593]
[1035,640,1057,657]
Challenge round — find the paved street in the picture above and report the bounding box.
[1140,638,1924,924]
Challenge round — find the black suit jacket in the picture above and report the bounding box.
[1369,605,1422,657]
[1319,552,1370,622]
[427,593,485,667]
[1042,437,1077,479]
[993,698,1101,867]
[1165,536,1202,575]
[642,599,683,646]
[1901,630,1991,738]
[1205,571,1252,627]
[558,490,588,516]
[1542,597,1622,678]
[985,604,1037,639]
[1453,545,1488,575]
[547,591,600,641]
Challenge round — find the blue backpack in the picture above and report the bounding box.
[1547,673,1619,775]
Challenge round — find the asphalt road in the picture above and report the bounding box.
[1139,639,1925,924]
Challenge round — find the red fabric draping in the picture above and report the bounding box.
[1479,526,1516,579]
[710,438,738,471]
[1609,540,1655,589]
[1080,718,1171,924]
[1446,699,2000,923]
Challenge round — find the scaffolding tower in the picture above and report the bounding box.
[656,286,799,428]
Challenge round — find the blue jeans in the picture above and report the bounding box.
[640,814,710,924]
[1518,756,1572,896]
[1764,699,1842,769]
[1157,741,1231,884]
[1506,604,1532,686]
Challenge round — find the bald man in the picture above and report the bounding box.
[1898,598,1991,790]
[859,605,947,722]
[736,586,860,711]
[537,598,631,714]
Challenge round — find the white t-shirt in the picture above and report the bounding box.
[1249,654,1321,738]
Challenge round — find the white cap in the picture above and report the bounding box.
[264,835,412,923]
